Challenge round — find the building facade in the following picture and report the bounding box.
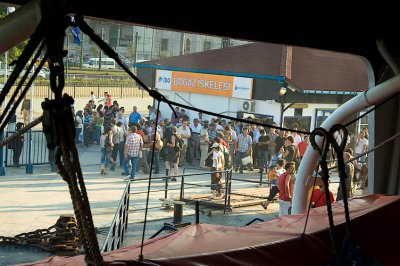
[66,19,249,66]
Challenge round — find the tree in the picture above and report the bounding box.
[0,6,28,66]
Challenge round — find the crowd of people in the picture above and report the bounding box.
[73,92,369,214]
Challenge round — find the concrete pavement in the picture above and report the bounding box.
[0,144,366,264]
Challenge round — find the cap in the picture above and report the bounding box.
[212,143,219,148]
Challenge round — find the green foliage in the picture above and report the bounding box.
[0,6,28,65]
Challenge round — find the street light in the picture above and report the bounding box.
[279,87,287,127]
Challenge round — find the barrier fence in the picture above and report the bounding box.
[6,85,149,99]
[4,130,49,169]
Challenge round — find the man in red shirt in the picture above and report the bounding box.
[311,177,335,208]
[277,162,295,216]
[297,135,309,159]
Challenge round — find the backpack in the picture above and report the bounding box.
[104,136,112,152]
[174,135,184,152]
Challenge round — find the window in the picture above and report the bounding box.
[184,38,191,54]
[221,38,231,48]
[204,41,211,51]
[161,38,168,52]
[294,108,303,117]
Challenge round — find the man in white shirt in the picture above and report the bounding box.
[355,131,368,163]
[189,118,203,161]
[90,91,97,102]
[116,111,127,131]
[177,121,191,166]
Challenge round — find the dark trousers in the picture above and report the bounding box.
[12,146,23,165]
[267,185,279,201]
[211,167,222,193]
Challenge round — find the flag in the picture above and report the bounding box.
[71,27,81,45]
[70,17,81,45]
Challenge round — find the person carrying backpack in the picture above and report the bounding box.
[8,122,24,166]
[165,126,181,181]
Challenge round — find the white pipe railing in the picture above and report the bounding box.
[0,0,41,54]
[292,74,400,214]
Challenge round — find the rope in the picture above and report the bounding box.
[139,100,162,261]
[53,95,103,265]
[302,164,322,235]
[310,127,339,255]
[0,43,47,133]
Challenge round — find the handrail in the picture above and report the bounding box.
[100,180,131,252]
[243,218,265,226]
[130,169,231,182]
[149,223,177,239]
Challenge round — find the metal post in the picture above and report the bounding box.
[0,130,6,176]
[98,28,104,71]
[134,32,138,67]
[79,34,84,69]
[224,170,228,213]
[180,168,186,200]
[26,129,33,173]
[280,95,284,128]
[179,175,184,201]
[259,168,263,186]
[173,201,185,225]
[195,201,200,224]
[66,33,69,74]
[125,183,130,230]
[164,170,169,199]
[227,169,233,210]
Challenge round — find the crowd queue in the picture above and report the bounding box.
[73,92,370,214]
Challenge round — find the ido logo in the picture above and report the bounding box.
[158,76,171,83]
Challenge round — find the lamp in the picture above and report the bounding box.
[279,87,287,96]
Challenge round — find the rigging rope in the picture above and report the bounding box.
[2,10,397,264]
[139,100,162,261]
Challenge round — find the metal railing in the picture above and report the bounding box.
[6,85,149,99]
[129,169,233,212]
[100,180,131,252]
[4,130,49,169]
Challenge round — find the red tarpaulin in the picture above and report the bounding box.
[19,194,400,266]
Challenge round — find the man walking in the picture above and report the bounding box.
[21,96,31,126]
[124,126,143,180]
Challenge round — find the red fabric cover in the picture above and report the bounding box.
[19,194,400,266]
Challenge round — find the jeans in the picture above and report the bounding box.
[235,151,248,170]
[148,150,160,173]
[100,147,109,168]
[124,156,138,178]
[119,141,125,166]
[258,150,269,169]
[94,127,101,144]
[75,127,82,143]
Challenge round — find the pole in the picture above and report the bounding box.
[150,28,155,60]
[66,33,69,74]
[98,28,103,71]
[26,80,33,174]
[133,32,138,72]
[0,7,16,175]
[0,130,6,175]
[79,34,84,69]
[280,95,284,127]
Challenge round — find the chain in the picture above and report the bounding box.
[0,215,81,254]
